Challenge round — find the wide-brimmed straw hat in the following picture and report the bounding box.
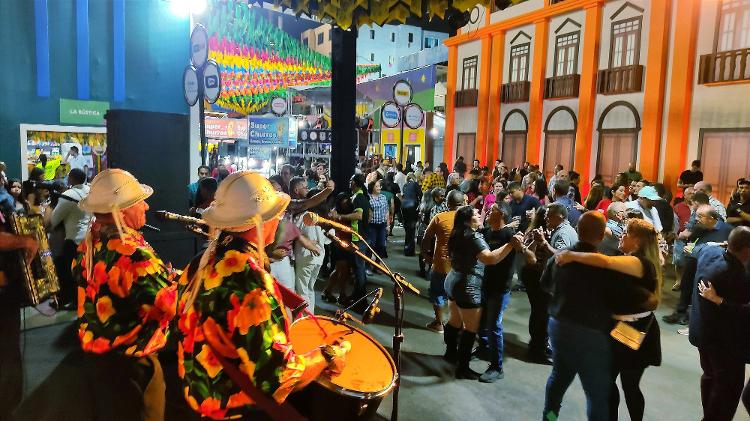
[79,169,153,213]
[201,171,290,229]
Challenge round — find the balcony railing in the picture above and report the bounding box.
[544,74,580,99]
[597,65,644,95]
[501,81,530,103]
[454,89,478,107]
[698,48,750,85]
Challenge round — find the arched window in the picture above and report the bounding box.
[501,110,528,169]
[596,101,640,186]
[543,106,577,181]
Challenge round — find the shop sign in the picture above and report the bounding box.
[247,145,273,159]
[59,99,109,125]
[203,60,222,103]
[393,79,413,106]
[190,24,209,68]
[248,117,288,146]
[271,97,287,116]
[205,118,248,139]
[404,103,424,129]
[381,101,401,128]
[183,66,199,106]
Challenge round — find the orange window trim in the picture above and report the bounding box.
[444,45,459,165]
[663,0,700,194]
[527,19,549,164]
[487,32,506,164]
[476,36,493,164]
[574,2,603,192]
[640,0,672,182]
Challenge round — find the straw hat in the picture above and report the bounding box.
[201,171,290,229]
[79,169,153,213]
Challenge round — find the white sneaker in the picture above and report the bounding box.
[677,327,689,336]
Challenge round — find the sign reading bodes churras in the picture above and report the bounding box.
[205,118,248,139]
[248,117,289,146]
[381,101,401,128]
[393,79,413,106]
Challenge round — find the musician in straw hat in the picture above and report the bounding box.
[177,171,348,420]
[72,169,177,421]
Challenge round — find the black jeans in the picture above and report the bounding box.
[54,239,79,305]
[677,257,698,313]
[0,295,22,421]
[699,347,749,421]
[402,206,418,255]
[522,265,550,352]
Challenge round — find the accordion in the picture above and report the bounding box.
[7,213,60,305]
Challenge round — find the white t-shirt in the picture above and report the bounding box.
[66,154,87,172]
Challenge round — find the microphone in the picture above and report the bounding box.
[363,288,383,324]
[155,210,207,226]
[303,212,353,234]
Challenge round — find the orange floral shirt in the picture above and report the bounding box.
[177,234,320,420]
[72,226,177,357]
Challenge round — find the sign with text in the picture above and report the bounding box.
[248,117,288,145]
[205,118,248,139]
[247,145,273,159]
[381,101,401,128]
[59,99,109,125]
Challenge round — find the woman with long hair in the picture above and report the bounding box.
[531,178,549,205]
[555,218,662,421]
[584,183,605,211]
[6,178,29,215]
[443,206,517,379]
[190,177,218,217]
[416,188,436,276]
[321,192,355,305]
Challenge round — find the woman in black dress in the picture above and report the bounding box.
[443,206,518,379]
[556,218,662,421]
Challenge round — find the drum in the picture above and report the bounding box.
[287,316,397,421]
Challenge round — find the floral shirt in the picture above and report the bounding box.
[177,234,321,420]
[72,226,177,357]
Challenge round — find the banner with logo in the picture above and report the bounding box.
[205,118,249,139]
[248,117,289,146]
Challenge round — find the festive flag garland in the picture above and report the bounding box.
[206,1,382,115]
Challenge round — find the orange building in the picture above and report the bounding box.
[443,0,750,201]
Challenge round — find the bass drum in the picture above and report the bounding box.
[288,316,397,420]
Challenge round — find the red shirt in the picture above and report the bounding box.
[674,201,692,233]
[595,198,612,217]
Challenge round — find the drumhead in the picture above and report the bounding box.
[289,316,397,399]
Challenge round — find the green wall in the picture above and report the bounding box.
[0,0,190,177]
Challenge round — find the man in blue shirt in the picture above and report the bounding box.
[508,182,541,232]
[689,226,750,421]
[665,204,735,325]
[187,165,210,207]
[552,180,581,227]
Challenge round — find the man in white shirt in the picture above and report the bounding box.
[625,185,663,233]
[394,163,407,192]
[694,181,728,220]
[48,168,92,308]
[62,146,88,175]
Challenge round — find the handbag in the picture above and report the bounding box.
[610,315,654,351]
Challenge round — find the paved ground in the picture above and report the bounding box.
[11,227,750,420]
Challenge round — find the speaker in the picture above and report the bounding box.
[105,109,197,268]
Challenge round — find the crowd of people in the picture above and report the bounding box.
[2,151,750,421]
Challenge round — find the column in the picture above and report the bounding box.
[330,27,357,189]
[443,45,458,165]
[526,19,548,164]
[663,0,700,193]
[475,35,493,165]
[486,32,506,164]
[640,0,672,182]
[573,1,603,188]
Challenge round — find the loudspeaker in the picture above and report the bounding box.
[105,109,197,268]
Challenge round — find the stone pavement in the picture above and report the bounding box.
[13,227,750,420]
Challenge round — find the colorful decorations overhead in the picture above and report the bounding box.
[206,1,382,115]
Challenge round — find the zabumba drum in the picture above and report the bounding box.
[288,316,397,420]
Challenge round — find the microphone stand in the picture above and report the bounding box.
[324,231,417,421]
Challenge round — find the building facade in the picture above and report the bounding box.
[443,0,750,201]
[301,25,332,56]
[357,24,448,77]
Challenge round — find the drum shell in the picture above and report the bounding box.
[288,381,385,421]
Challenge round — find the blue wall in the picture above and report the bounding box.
[0,0,189,178]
